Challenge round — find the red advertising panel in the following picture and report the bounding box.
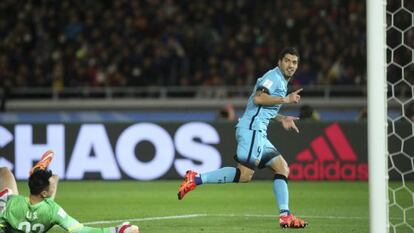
[287,123,367,181]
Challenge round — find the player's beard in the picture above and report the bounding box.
[282,70,294,81]
[285,68,296,77]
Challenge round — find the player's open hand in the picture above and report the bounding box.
[286,88,303,104]
[281,116,300,133]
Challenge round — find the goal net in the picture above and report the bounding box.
[387,0,414,232]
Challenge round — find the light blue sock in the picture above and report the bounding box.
[200,167,237,184]
[273,178,289,211]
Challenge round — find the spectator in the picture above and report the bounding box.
[217,103,236,122]
[0,0,368,89]
[299,105,320,121]
[0,78,11,112]
[357,107,368,121]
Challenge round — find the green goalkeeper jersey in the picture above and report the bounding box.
[0,195,114,233]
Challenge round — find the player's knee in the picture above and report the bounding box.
[239,169,254,183]
[235,163,255,183]
[280,163,289,177]
[271,156,289,177]
[278,164,289,177]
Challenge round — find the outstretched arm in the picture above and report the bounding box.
[48,175,59,200]
[70,222,138,233]
[55,207,138,233]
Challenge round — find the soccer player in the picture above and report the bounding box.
[0,150,140,233]
[177,47,308,228]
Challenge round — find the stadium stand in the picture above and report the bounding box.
[1,0,395,121]
[1,0,366,89]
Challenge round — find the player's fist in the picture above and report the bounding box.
[285,88,302,104]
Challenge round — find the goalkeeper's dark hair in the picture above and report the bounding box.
[28,169,52,195]
[278,47,300,62]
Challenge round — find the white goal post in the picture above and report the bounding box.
[368,0,388,233]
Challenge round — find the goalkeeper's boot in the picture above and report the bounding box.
[115,222,139,233]
[279,213,308,228]
[0,188,12,213]
[29,150,54,176]
[177,170,198,200]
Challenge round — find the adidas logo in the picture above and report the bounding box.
[289,123,368,181]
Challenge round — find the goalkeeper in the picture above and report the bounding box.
[0,150,139,233]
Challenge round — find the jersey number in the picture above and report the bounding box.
[17,222,45,233]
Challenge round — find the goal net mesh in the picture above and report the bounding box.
[387,0,414,232]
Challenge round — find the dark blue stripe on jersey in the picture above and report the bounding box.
[246,130,256,163]
[249,106,261,130]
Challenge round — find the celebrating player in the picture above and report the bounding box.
[177,47,308,228]
[0,150,140,233]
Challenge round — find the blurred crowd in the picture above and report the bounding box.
[0,0,367,89]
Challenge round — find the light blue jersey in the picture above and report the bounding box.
[237,67,288,131]
[233,67,287,169]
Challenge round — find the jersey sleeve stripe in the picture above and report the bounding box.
[256,86,270,94]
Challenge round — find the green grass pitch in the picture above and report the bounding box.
[17,181,370,233]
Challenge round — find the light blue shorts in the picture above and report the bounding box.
[234,127,281,169]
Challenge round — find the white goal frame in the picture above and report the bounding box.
[367,0,388,233]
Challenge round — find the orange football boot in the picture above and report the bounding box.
[29,150,54,175]
[177,170,198,200]
[279,213,308,228]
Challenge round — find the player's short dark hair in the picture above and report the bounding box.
[278,47,300,61]
[28,169,52,195]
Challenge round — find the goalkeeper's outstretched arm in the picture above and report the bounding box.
[55,208,139,233]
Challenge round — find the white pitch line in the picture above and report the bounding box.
[83,213,370,226]
[84,214,206,225]
[302,215,368,220]
[209,213,369,220]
